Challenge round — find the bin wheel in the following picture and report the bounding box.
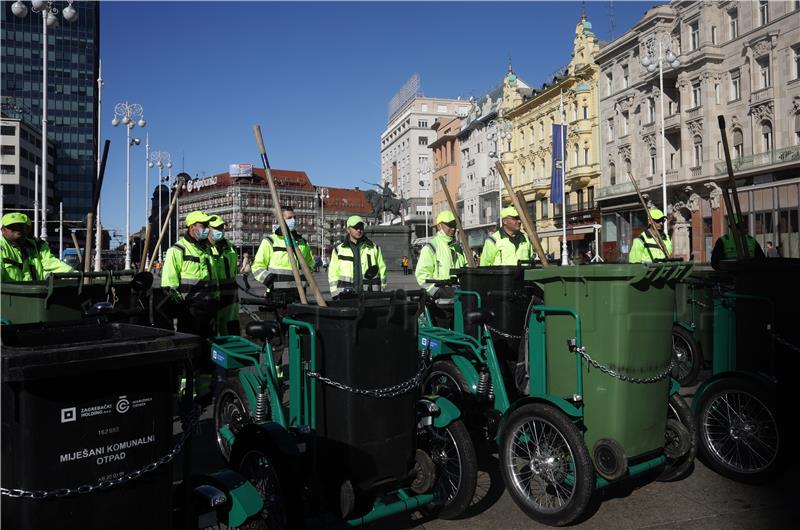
[214,377,253,462]
[671,326,702,386]
[422,360,468,407]
[234,447,289,530]
[657,393,697,482]
[418,419,478,520]
[499,403,594,526]
[695,378,781,483]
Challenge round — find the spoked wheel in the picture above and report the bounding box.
[422,360,468,408]
[214,378,252,462]
[671,326,702,387]
[696,378,781,483]
[236,448,288,530]
[418,419,478,520]
[657,393,696,482]
[499,403,594,527]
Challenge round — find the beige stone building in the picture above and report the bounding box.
[500,16,602,258]
[429,116,464,219]
[598,1,800,262]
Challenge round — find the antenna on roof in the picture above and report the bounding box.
[609,0,616,40]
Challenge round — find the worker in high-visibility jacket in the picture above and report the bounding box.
[480,206,535,266]
[161,210,218,337]
[628,208,673,263]
[1,212,72,282]
[710,217,765,270]
[252,205,314,302]
[208,214,240,335]
[328,215,387,298]
[415,210,467,298]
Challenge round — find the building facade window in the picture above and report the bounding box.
[733,129,744,158]
[794,46,800,80]
[730,71,741,100]
[419,136,428,146]
[690,22,700,51]
[582,105,589,120]
[624,158,632,179]
[691,82,702,108]
[647,98,656,123]
[649,147,657,176]
[573,144,580,166]
[606,72,613,94]
[583,147,590,166]
[758,57,771,88]
[762,121,773,152]
[622,64,629,88]
[607,118,614,138]
[715,83,721,104]
[622,111,629,136]
[728,9,738,40]
[572,102,578,121]
[759,0,769,26]
[540,198,548,218]
[693,135,703,166]
[795,115,800,145]
[711,26,718,45]
[609,162,616,185]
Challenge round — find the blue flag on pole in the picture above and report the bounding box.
[551,124,566,204]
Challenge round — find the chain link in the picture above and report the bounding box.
[486,324,523,340]
[1,404,203,500]
[687,298,712,309]
[306,352,430,398]
[575,346,674,384]
[772,332,800,354]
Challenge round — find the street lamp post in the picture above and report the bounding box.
[112,102,145,270]
[12,0,79,240]
[317,187,330,260]
[641,37,681,236]
[488,118,512,217]
[148,150,172,263]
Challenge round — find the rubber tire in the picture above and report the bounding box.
[695,378,781,484]
[657,393,697,482]
[499,403,594,527]
[422,360,469,408]
[422,419,478,520]
[214,377,252,462]
[671,326,702,387]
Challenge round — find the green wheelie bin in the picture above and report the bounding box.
[523,262,693,481]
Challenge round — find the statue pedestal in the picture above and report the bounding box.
[365,225,412,272]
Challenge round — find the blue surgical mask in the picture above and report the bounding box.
[285,218,297,231]
[210,228,224,242]
[196,227,210,240]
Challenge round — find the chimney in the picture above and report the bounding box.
[354,186,360,191]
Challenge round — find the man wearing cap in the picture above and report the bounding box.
[208,215,240,335]
[628,208,673,263]
[1,212,73,282]
[415,210,467,297]
[710,217,765,270]
[480,206,535,266]
[328,215,387,298]
[161,210,218,337]
[252,205,314,302]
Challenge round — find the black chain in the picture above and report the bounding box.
[1,405,203,499]
[305,352,430,398]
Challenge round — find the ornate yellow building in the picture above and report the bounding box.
[500,16,602,259]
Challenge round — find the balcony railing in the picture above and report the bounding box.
[713,145,800,176]
[750,86,773,104]
[596,180,635,199]
[686,107,701,120]
[664,113,680,130]
[690,166,702,177]
[479,181,499,194]
[531,177,551,189]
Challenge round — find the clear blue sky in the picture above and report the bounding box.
[100,0,654,235]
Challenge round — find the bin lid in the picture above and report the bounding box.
[524,262,694,284]
[719,258,800,274]
[453,266,527,277]
[1,321,200,382]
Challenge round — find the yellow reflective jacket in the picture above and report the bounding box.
[1,236,73,282]
[328,237,387,297]
[415,231,467,294]
[628,231,672,263]
[211,239,240,335]
[480,229,534,266]
[252,231,314,290]
[161,236,217,303]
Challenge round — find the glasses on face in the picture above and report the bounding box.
[654,218,666,224]
[509,216,521,221]
[351,224,365,231]
[443,221,457,229]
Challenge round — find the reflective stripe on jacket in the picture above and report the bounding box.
[252,232,314,291]
[161,236,217,302]
[414,231,467,294]
[1,236,73,282]
[328,237,387,297]
[479,230,534,266]
[720,233,758,259]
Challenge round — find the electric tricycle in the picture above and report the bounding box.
[210,290,478,528]
[419,263,696,526]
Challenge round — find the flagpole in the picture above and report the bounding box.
[560,90,568,266]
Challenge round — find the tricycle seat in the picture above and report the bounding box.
[245,321,281,342]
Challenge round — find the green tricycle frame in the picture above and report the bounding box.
[210,293,479,528]
[418,262,696,526]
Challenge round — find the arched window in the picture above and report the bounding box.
[693,135,703,166]
[531,160,536,180]
[649,147,657,176]
[794,115,800,145]
[609,162,616,186]
[573,143,580,166]
[761,120,773,152]
[733,128,744,158]
[624,158,632,178]
[583,144,590,165]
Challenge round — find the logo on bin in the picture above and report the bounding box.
[115,396,130,414]
[60,407,77,423]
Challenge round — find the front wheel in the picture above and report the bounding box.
[671,325,702,386]
[695,378,781,483]
[214,377,253,462]
[499,403,594,526]
[421,360,468,409]
[419,419,478,520]
[657,393,696,482]
[235,448,289,530]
